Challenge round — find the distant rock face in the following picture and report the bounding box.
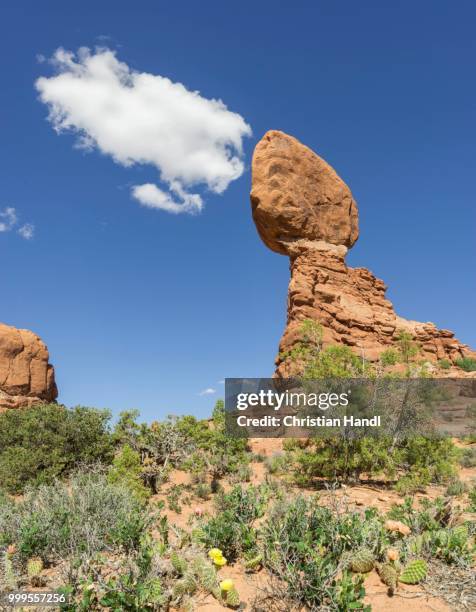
[250,130,476,376]
[0,323,57,410]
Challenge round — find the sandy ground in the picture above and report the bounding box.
[153,437,476,611]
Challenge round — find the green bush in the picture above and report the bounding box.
[290,437,397,484]
[108,445,151,502]
[380,349,399,367]
[287,435,458,487]
[114,404,249,489]
[0,405,113,493]
[459,446,476,468]
[60,537,165,611]
[0,470,148,562]
[265,453,287,475]
[438,359,451,370]
[199,511,257,561]
[469,482,476,512]
[395,330,420,364]
[198,485,268,560]
[261,496,378,609]
[455,357,476,372]
[303,345,365,378]
[445,478,466,497]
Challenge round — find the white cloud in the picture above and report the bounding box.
[132,183,202,215]
[198,388,216,396]
[0,207,17,232]
[0,207,35,240]
[36,47,252,214]
[18,224,35,240]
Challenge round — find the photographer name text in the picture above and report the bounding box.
[235,415,381,428]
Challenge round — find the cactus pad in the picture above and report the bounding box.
[170,551,187,576]
[377,562,398,595]
[226,586,240,608]
[399,559,427,585]
[349,549,374,573]
[27,557,43,578]
[244,552,263,571]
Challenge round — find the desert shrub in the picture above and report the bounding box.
[394,437,459,493]
[167,485,185,514]
[194,483,211,500]
[0,470,148,562]
[265,453,288,475]
[178,408,250,480]
[60,537,165,611]
[303,345,365,378]
[115,404,249,489]
[445,478,466,497]
[280,320,369,378]
[380,348,399,366]
[455,357,476,372]
[198,485,268,560]
[395,330,420,364]
[287,435,458,487]
[469,482,476,512]
[459,446,476,468]
[217,485,268,522]
[199,511,257,561]
[438,358,451,370]
[387,497,475,566]
[108,445,150,502]
[429,524,474,565]
[261,496,379,609]
[228,464,252,484]
[252,453,266,462]
[289,437,398,485]
[395,470,430,495]
[400,437,458,482]
[0,405,113,493]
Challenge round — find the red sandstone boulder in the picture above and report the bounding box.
[0,322,57,410]
[250,130,359,255]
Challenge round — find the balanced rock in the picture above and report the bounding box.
[250,130,359,254]
[250,130,476,376]
[0,322,57,410]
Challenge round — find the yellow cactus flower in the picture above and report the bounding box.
[208,548,223,560]
[386,548,400,562]
[213,554,227,567]
[219,579,235,592]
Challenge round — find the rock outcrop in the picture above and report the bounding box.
[0,322,57,410]
[250,130,476,376]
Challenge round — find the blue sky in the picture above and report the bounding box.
[1,1,475,421]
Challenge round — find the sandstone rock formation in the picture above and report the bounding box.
[0,322,57,410]
[250,130,476,377]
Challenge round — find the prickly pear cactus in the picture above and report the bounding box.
[409,534,424,555]
[170,551,188,576]
[244,552,263,572]
[226,587,240,608]
[27,557,44,578]
[192,558,219,594]
[2,554,17,590]
[172,572,196,598]
[399,560,427,584]
[377,562,398,595]
[349,549,374,573]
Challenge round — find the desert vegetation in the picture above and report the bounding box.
[0,323,475,610]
